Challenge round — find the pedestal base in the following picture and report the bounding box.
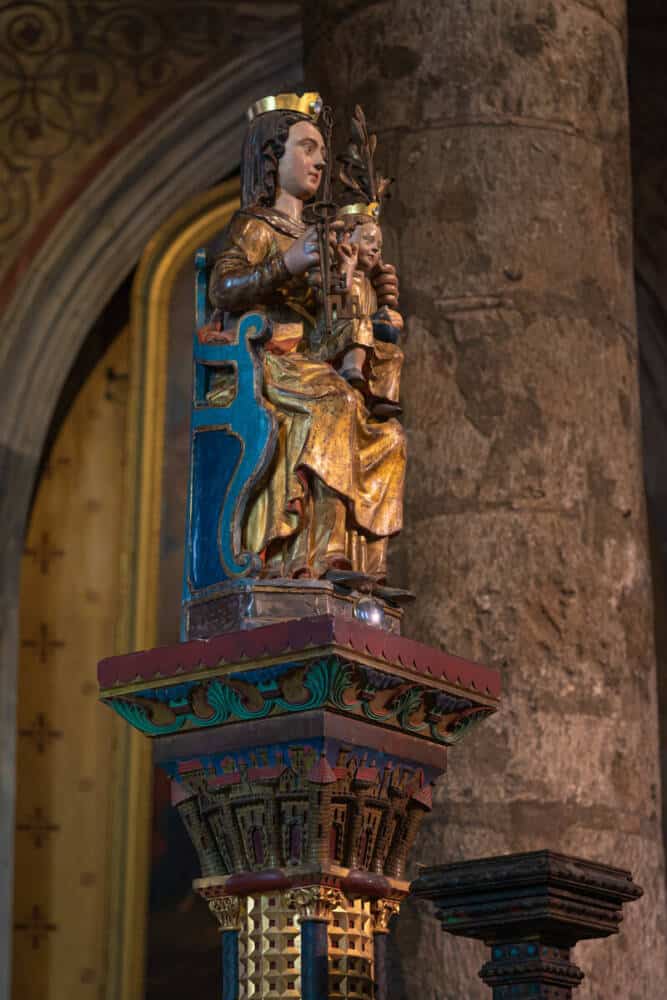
[98,614,501,999]
[184,579,403,639]
[411,850,643,998]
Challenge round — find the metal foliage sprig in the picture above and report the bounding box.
[338,105,392,205]
[304,105,347,342]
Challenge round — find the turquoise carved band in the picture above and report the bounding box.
[104,655,494,745]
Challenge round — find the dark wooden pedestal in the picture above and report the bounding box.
[411,850,643,998]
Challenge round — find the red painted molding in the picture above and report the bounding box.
[98,613,501,698]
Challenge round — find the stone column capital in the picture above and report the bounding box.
[208,895,243,931]
[285,885,345,922]
[371,898,401,933]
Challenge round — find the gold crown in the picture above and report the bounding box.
[338,201,381,222]
[247,92,323,122]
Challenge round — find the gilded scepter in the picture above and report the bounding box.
[305,105,346,345]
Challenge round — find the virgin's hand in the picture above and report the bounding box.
[284,226,320,276]
[371,262,399,308]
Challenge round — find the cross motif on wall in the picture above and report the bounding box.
[18,713,63,753]
[16,806,60,848]
[14,905,57,949]
[21,622,65,664]
[23,531,64,575]
[104,365,129,402]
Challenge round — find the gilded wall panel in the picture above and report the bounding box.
[13,330,130,999]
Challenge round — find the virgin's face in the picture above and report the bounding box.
[277,120,326,200]
[351,222,382,272]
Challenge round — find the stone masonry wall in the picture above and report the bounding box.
[306,2,667,996]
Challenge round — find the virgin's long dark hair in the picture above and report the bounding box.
[241,110,319,208]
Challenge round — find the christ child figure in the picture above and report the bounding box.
[336,207,404,418]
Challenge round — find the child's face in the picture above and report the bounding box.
[350,222,382,272]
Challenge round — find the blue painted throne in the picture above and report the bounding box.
[181,250,277,638]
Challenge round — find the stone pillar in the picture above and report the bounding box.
[305,2,667,996]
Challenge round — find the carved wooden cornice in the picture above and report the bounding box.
[98,615,500,748]
[411,849,643,943]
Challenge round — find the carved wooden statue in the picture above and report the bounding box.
[182,94,408,632]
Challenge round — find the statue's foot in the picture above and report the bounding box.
[371,581,416,605]
[370,400,402,419]
[324,568,415,605]
[324,568,375,592]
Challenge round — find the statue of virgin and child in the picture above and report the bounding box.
[207,92,407,597]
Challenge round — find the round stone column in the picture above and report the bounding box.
[305,2,667,996]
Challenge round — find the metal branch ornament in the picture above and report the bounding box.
[303,104,347,342]
[338,104,392,218]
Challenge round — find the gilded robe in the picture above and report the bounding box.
[311,268,404,405]
[209,205,405,578]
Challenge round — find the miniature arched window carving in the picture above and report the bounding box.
[208,814,234,874]
[357,830,368,867]
[251,826,265,865]
[288,821,302,863]
[329,822,344,862]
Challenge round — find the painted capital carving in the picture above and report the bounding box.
[371,898,400,933]
[208,895,243,931]
[285,886,345,922]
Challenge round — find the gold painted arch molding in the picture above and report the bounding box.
[110,178,240,1000]
[125,177,241,651]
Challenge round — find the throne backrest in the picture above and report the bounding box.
[195,247,212,329]
[181,249,277,639]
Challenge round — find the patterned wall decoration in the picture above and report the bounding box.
[0,0,298,291]
[12,329,130,1000]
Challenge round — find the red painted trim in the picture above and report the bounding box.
[209,772,242,788]
[97,613,502,699]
